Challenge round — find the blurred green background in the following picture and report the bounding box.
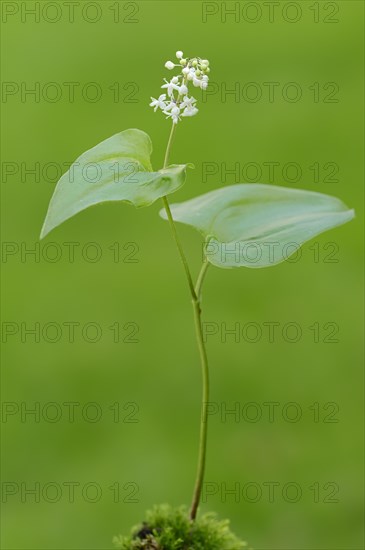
[1,1,364,548]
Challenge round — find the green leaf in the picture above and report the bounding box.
[40,129,189,239]
[160,184,354,268]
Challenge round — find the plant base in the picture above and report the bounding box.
[113,504,248,550]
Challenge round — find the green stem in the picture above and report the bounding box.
[162,196,197,300]
[160,124,211,520]
[195,260,210,302]
[161,124,197,301]
[163,122,177,169]
[189,262,210,521]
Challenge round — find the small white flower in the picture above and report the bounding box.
[149,94,167,112]
[161,78,181,97]
[193,77,201,88]
[176,51,183,59]
[164,107,181,124]
[165,61,175,70]
[182,67,190,76]
[181,106,199,117]
[163,101,174,112]
[179,84,188,95]
[180,96,197,109]
[200,80,208,90]
[186,68,196,81]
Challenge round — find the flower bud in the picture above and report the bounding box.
[165,61,175,70]
[176,51,183,59]
[180,58,187,66]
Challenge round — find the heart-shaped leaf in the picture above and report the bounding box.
[41,129,189,239]
[160,184,354,268]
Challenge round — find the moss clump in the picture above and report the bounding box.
[113,504,248,550]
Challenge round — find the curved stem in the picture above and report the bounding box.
[160,123,211,521]
[189,262,210,521]
[161,123,197,301]
[162,196,197,300]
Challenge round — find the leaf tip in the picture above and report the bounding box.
[39,213,53,240]
[39,223,48,240]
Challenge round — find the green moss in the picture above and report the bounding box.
[113,505,248,550]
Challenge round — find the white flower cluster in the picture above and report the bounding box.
[150,51,210,124]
